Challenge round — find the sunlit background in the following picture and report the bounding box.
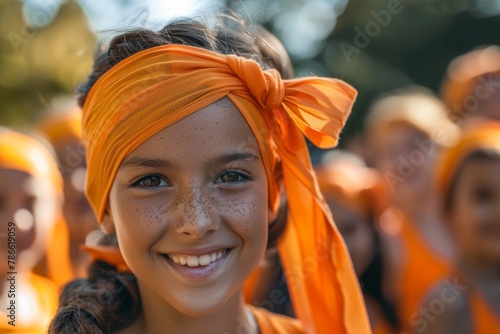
[1,0,499,148]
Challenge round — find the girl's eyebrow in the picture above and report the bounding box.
[120,157,177,169]
[119,152,259,169]
[207,152,260,167]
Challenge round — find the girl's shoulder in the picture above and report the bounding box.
[249,306,304,334]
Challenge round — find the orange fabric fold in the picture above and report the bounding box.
[82,44,369,334]
[81,244,131,273]
[249,305,304,333]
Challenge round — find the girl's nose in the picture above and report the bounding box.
[175,185,220,238]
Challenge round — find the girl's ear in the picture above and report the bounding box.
[101,207,116,235]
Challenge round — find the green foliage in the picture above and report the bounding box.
[0,0,96,126]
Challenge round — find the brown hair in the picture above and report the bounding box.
[443,149,500,213]
[51,14,290,333]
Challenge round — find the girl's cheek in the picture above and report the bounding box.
[115,197,167,237]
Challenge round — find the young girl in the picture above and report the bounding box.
[418,121,500,334]
[363,86,460,331]
[0,129,61,333]
[49,17,370,334]
[315,151,398,334]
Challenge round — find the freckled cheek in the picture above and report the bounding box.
[220,190,268,244]
[112,195,169,249]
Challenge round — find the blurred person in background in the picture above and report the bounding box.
[363,86,460,332]
[37,104,98,283]
[315,150,399,334]
[0,129,61,333]
[440,45,500,125]
[418,121,500,334]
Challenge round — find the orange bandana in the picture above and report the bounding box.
[0,130,62,195]
[37,107,83,144]
[82,44,370,334]
[435,121,500,198]
[440,46,500,115]
[315,157,389,215]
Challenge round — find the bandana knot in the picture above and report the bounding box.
[227,55,284,110]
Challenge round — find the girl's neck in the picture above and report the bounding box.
[135,287,257,334]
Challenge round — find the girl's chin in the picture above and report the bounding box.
[166,293,236,317]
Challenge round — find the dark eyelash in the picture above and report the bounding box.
[130,175,168,190]
[215,171,252,185]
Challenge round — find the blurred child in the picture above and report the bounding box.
[315,151,398,334]
[440,45,500,124]
[0,129,60,333]
[363,86,460,331]
[418,121,500,334]
[37,105,98,282]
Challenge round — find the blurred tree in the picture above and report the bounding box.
[1,0,499,150]
[328,0,500,141]
[225,0,500,162]
[0,0,95,126]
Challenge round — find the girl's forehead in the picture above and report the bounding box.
[458,158,500,185]
[123,99,262,164]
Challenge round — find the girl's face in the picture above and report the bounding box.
[370,124,435,208]
[0,169,56,272]
[107,99,269,316]
[448,157,500,261]
[326,196,375,277]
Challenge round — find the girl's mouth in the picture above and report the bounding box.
[166,248,229,267]
[160,248,232,280]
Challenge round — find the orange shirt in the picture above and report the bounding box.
[396,217,452,330]
[250,306,304,333]
[0,273,58,333]
[46,216,75,287]
[469,287,500,334]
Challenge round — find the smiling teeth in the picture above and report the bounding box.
[167,250,227,267]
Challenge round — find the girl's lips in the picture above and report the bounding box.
[161,248,232,281]
[167,249,228,266]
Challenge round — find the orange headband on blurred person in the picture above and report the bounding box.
[315,156,389,215]
[82,44,370,334]
[440,45,500,116]
[364,90,460,148]
[37,107,83,143]
[0,129,62,194]
[435,121,500,199]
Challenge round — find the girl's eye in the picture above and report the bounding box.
[215,171,249,184]
[473,187,493,204]
[133,175,168,189]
